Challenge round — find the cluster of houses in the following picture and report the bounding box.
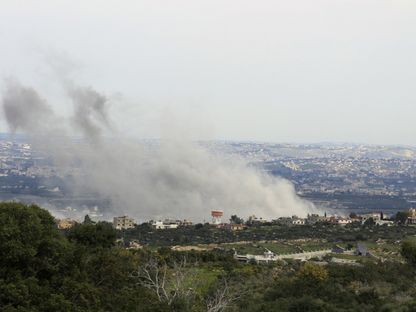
[142,210,398,231]
[277,211,394,226]
[113,216,194,230]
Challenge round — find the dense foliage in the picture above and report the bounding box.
[0,203,165,312]
[1,203,416,311]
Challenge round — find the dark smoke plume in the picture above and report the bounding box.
[3,80,55,133]
[68,86,110,141]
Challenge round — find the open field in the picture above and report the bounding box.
[165,234,416,264]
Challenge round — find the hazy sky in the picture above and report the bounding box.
[1,0,416,145]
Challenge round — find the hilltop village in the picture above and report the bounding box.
[56,208,416,231]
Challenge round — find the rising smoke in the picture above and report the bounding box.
[3,80,56,134]
[68,85,110,142]
[1,79,316,221]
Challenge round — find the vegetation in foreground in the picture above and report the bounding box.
[1,203,416,311]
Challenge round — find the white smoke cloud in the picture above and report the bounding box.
[1,79,316,221]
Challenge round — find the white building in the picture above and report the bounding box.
[292,218,306,225]
[152,219,180,229]
[375,220,394,226]
[336,218,352,225]
[247,215,268,224]
[113,216,135,230]
[360,212,382,224]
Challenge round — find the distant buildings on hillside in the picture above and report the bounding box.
[56,207,416,232]
[273,211,395,226]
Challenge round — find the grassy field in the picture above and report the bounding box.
[185,267,222,293]
[220,240,336,255]
[223,242,300,255]
[165,234,412,264]
[298,241,335,252]
[259,242,299,254]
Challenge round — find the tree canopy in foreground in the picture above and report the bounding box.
[1,202,416,312]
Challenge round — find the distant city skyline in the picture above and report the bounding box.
[1,0,416,146]
[1,131,416,149]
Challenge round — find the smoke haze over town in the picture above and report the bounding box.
[1,77,316,221]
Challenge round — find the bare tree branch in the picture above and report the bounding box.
[205,279,240,312]
[134,256,195,306]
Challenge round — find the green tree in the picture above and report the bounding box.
[288,296,328,312]
[401,240,416,267]
[296,263,328,284]
[0,203,73,310]
[364,217,375,227]
[67,222,116,248]
[83,214,94,224]
[395,211,410,224]
[0,202,69,277]
[294,263,329,295]
[230,215,244,224]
